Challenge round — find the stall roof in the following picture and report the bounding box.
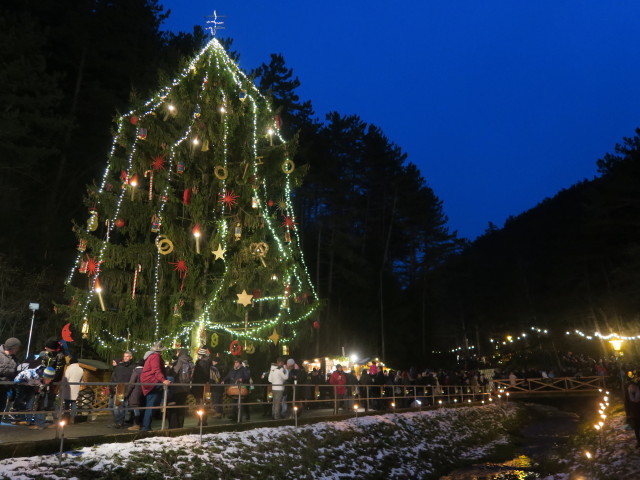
[78,358,111,371]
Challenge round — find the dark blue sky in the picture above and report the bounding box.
[161,1,640,240]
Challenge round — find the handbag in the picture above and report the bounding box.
[225,385,249,396]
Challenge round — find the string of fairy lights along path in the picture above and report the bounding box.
[66,35,318,352]
[432,326,640,355]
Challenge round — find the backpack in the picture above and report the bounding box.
[178,358,194,385]
[210,364,221,384]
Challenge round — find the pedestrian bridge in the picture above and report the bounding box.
[490,376,607,397]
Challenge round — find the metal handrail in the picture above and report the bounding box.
[0,376,606,428]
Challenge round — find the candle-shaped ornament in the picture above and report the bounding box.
[192,224,201,254]
[94,277,106,311]
[129,174,139,201]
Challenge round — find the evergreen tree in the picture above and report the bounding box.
[60,37,319,357]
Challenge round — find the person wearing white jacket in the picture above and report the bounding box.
[268,357,288,420]
[61,357,84,424]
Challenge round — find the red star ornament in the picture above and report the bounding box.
[218,190,239,208]
[281,215,298,229]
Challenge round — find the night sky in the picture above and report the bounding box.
[161,1,640,240]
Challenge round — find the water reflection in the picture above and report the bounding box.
[439,455,541,480]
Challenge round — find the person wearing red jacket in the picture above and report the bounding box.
[140,342,171,431]
[329,364,347,412]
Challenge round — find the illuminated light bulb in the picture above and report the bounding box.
[94,278,106,311]
[600,414,606,419]
[585,451,592,459]
[598,421,604,427]
[59,420,66,427]
[192,224,201,254]
[168,104,176,112]
[594,424,601,430]
[219,106,226,113]
[193,137,200,145]
[603,396,608,402]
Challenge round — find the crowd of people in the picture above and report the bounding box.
[2,335,640,435]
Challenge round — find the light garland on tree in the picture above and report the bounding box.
[64,36,320,352]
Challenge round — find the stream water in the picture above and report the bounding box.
[439,400,590,480]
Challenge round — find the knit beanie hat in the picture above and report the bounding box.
[4,338,21,351]
[43,367,56,379]
[197,348,209,356]
[44,337,60,351]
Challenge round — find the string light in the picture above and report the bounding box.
[66,37,319,350]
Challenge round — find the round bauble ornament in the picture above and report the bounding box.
[130,116,139,125]
[115,218,125,228]
[252,288,262,300]
[267,200,274,207]
[313,321,320,329]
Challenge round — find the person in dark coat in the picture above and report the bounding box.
[359,368,373,412]
[40,338,65,424]
[125,359,145,430]
[222,359,249,422]
[0,337,21,415]
[167,349,193,429]
[191,348,212,425]
[110,351,135,428]
[627,371,640,448]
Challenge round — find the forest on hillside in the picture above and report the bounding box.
[1,1,639,366]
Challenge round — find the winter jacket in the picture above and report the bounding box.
[61,363,84,401]
[13,367,46,387]
[329,370,347,396]
[42,351,66,382]
[268,364,289,391]
[223,365,249,384]
[124,366,144,407]
[170,353,194,394]
[110,360,135,394]
[0,348,18,381]
[628,383,640,419]
[140,352,167,396]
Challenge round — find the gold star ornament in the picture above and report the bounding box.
[212,243,226,260]
[268,328,280,346]
[236,289,253,307]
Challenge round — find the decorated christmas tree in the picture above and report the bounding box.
[61,34,319,357]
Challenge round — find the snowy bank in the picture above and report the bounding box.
[0,404,522,479]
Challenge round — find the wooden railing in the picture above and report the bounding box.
[491,376,606,395]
